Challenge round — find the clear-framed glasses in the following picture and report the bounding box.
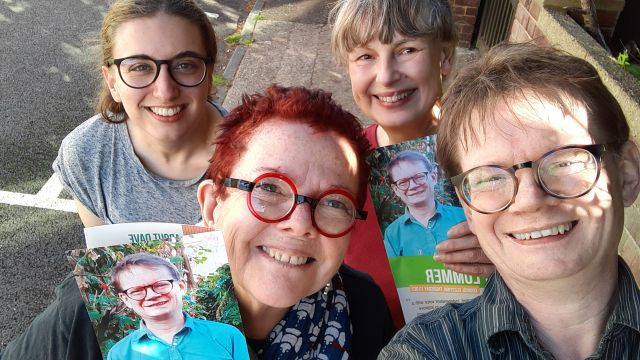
[391,172,430,190]
[108,54,212,89]
[223,173,368,238]
[451,144,609,214]
[121,279,175,300]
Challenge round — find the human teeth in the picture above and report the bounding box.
[262,246,308,265]
[378,91,411,103]
[512,222,573,240]
[150,106,182,116]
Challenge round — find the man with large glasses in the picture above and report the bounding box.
[383,150,465,257]
[107,253,249,360]
[380,43,640,359]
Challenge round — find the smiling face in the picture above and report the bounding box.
[211,119,360,309]
[102,13,213,142]
[118,265,185,323]
[458,95,627,282]
[390,160,435,208]
[347,33,451,136]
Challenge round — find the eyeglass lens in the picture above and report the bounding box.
[395,172,428,190]
[460,147,599,213]
[249,176,357,236]
[117,57,207,88]
[125,279,174,300]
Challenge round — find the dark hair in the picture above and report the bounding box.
[386,150,434,182]
[110,252,180,292]
[97,0,217,123]
[208,85,371,207]
[437,42,630,177]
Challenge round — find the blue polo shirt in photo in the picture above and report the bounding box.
[383,202,466,257]
[106,312,249,360]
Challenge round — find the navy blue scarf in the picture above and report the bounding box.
[259,273,352,359]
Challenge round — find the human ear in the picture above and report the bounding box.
[197,180,219,228]
[119,293,133,308]
[177,280,187,295]
[439,42,455,78]
[391,184,402,198]
[617,141,640,207]
[101,65,121,103]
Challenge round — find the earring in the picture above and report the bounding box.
[323,282,331,296]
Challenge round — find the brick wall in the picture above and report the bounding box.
[450,0,481,48]
[509,0,548,45]
[510,0,625,43]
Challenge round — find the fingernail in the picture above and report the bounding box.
[433,254,442,261]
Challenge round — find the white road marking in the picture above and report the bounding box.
[37,174,65,197]
[1,175,77,212]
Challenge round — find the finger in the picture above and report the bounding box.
[435,235,481,252]
[433,248,492,264]
[443,263,495,278]
[447,221,471,238]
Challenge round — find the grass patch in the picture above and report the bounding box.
[212,73,227,87]
[225,34,241,44]
[241,38,254,45]
[254,14,265,21]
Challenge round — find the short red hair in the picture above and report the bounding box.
[208,85,371,207]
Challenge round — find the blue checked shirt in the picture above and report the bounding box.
[379,259,640,359]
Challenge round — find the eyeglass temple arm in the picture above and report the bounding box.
[223,178,254,191]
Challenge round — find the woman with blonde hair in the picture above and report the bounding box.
[330,0,493,328]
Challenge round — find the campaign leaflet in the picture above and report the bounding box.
[83,222,212,248]
[68,229,247,359]
[367,135,486,323]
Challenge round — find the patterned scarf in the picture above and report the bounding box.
[258,273,352,359]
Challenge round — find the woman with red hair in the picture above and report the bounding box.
[198,85,393,358]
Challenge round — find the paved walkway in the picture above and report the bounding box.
[220,0,368,124]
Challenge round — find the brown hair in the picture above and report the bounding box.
[97,0,217,123]
[207,85,371,207]
[437,42,630,177]
[386,150,434,182]
[110,252,180,292]
[329,0,457,66]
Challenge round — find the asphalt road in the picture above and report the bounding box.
[0,0,249,348]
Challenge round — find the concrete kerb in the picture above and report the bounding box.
[215,0,266,103]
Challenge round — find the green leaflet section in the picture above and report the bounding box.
[388,256,488,288]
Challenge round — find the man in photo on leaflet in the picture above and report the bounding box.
[384,150,465,257]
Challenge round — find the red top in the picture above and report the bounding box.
[345,124,405,329]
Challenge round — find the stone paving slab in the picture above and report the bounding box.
[222,19,368,124]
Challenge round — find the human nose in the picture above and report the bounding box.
[376,56,401,86]
[508,170,556,213]
[276,202,318,238]
[152,64,180,99]
[408,177,422,188]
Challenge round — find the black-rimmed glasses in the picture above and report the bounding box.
[223,173,367,238]
[120,279,176,300]
[108,54,212,89]
[390,172,430,190]
[450,144,609,214]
